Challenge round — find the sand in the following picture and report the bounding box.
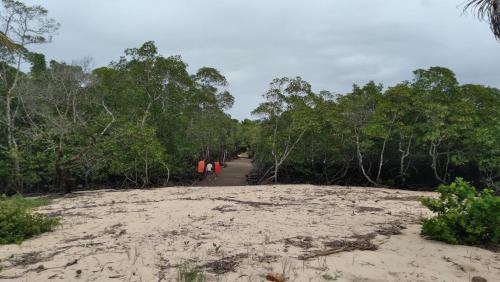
[0,185,498,281]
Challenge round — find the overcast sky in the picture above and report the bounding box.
[23,0,500,120]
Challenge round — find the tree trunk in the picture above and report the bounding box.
[355,132,379,186]
[5,75,22,192]
[376,135,389,183]
[54,139,68,193]
[429,140,446,184]
[165,164,170,185]
[272,129,306,184]
[271,115,279,183]
[84,169,90,189]
[274,155,279,183]
[144,150,149,187]
[326,158,352,185]
[222,150,227,165]
[398,137,411,184]
[375,114,396,183]
[257,164,275,184]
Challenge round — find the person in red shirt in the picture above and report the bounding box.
[214,161,221,178]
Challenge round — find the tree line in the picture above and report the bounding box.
[1,0,499,194]
[250,68,499,192]
[1,1,246,194]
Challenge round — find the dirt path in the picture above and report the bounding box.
[196,158,253,187]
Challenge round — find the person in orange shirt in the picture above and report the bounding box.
[197,159,205,180]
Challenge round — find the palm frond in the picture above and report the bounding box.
[464,0,500,39]
[0,31,26,52]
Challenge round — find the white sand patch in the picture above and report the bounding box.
[0,185,498,281]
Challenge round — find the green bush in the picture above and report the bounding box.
[0,194,59,245]
[420,178,500,246]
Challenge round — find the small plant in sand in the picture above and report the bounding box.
[420,178,500,246]
[177,263,205,282]
[322,272,342,281]
[0,194,59,245]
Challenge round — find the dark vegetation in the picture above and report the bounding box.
[420,178,499,246]
[250,70,500,192]
[0,0,499,197]
[0,194,58,244]
[0,1,247,194]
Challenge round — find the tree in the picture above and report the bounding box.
[0,0,58,191]
[337,82,385,186]
[250,67,499,190]
[464,0,500,40]
[87,41,238,188]
[20,60,114,193]
[380,83,420,184]
[458,84,500,191]
[252,77,312,183]
[189,66,233,161]
[104,41,196,186]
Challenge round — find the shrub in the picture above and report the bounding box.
[0,194,59,245]
[420,178,500,246]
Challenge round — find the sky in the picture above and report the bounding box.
[23,0,500,120]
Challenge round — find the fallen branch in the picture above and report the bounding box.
[0,259,78,279]
[299,237,379,260]
[298,247,347,260]
[212,197,300,208]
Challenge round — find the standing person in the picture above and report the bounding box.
[197,159,205,180]
[214,161,221,179]
[206,162,214,181]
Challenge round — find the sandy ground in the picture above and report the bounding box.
[0,185,498,282]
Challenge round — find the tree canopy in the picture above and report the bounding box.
[251,68,500,192]
[1,1,499,194]
[0,38,244,193]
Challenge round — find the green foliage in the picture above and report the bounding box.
[420,178,500,245]
[0,194,59,245]
[1,194,50,209]
[251,67,500,188]
[0,0,499,192]
[0,38,244,192]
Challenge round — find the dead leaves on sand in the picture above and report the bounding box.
[298,221,406,261]
[201,253,248,274]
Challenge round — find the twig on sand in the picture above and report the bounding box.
[442,256,466,272]
[212,197,300,208]
[297,247,348,260]
[298,237,378,260]
[0,259,79,279]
